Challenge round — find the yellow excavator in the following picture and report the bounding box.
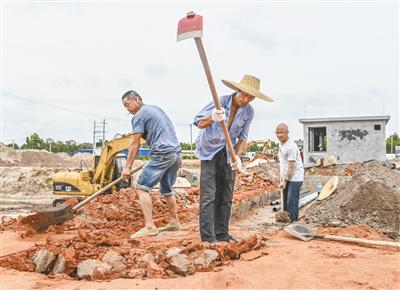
[52,133,146,204]
[246,139,278,160]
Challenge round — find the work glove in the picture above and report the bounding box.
[211,108,226,122]
[231,155,243,172]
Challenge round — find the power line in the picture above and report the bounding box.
[3,91,127,122]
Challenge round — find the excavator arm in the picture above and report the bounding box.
[92,133,145,187]
[53,133,146,197]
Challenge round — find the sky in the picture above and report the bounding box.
[1,1,399,146]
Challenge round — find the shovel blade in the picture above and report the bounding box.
[20,204,74,233]
[177,11,203,41]
[285,224,317,242]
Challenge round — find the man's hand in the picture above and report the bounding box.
[211,108,226,122]
[231,155,243,172]
[279,180,287,189]
[121,167,131,180]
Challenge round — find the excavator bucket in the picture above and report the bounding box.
[177,11,203,41]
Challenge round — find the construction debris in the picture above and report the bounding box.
[33,249,56,274]
[0,156,278,281]
[77,259,112,279]
[0,230,268,280]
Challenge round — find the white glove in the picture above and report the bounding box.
[231,155,242,171]
[211,108,226,122]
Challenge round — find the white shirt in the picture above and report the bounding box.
[278,138,304,182]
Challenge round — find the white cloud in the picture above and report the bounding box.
[1,2,398,146]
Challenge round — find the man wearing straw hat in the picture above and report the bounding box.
[193,74,273,243]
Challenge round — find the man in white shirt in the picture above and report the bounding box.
[276,123,304,221]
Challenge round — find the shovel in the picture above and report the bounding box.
[285,224,400,248]
[177,12,241,170]
[20,164,144,232]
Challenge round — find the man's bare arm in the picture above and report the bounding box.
[236,139,247,157]
[197,116,214,129]
[122,133,141,179]
[285,161,296,181]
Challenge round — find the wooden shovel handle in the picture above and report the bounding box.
[73,164,144,211]
[194,37,237,164]
[323,234,400,248]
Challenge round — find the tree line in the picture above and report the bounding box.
[5,133,198,156]
[6,133,399,155]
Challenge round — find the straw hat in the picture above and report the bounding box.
[222,74,273,102]
[317,176,339,201]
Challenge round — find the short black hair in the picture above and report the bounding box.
[121,90,142,101]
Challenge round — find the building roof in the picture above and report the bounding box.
[299,115,390,124]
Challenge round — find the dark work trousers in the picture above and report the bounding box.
[283,181,302,221]
[199,148,235,242]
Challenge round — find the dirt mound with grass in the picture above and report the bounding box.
[304,161,400,239]
[0,144,92,168]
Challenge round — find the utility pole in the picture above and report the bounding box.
[391,135,394,154]
[46,138,54,152]
[93,120,106,153]
[190,124,193,159]
[102,119,106,147]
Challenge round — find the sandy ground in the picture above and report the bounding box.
[1,204,399,290]
[1,230,398,290]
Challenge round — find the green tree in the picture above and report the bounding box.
[180,142,196,150]
[6,143,19,149]
[386,133,400,153]
[20,134,93,155]
[21,133,45,149]
[246,144,263,152]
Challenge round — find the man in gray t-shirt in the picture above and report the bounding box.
[121,90,182,239]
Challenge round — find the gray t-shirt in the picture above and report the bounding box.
[131,104,181,156]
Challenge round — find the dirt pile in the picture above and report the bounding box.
[245,159,280,182]
[0,167,55,195]
[75,187,200,236]
[0,144,93,167]
[0,187,199,233]
[316,224,391,241]
[305,161,400,238]
[305,163,362,176]
[234,170,277,203]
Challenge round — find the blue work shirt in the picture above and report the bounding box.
[131,104,181,157]
[193,93,254,162]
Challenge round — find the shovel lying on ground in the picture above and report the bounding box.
[177,12,242,171]
[285,224,400,248]
[20,164,144,233]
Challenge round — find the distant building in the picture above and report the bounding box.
[299,116,390,166]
